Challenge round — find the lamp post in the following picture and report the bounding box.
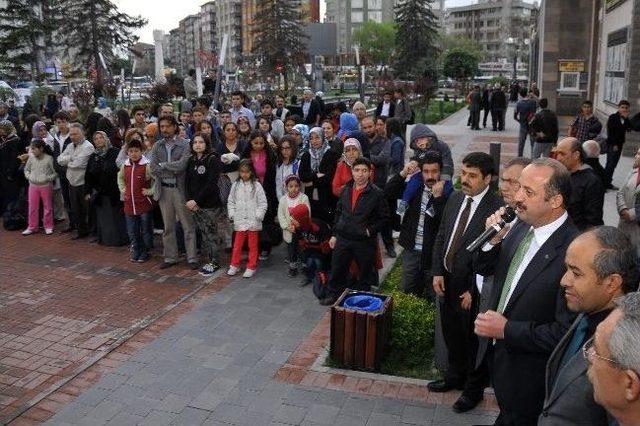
[506,37,518,81]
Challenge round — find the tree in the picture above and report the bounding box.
[58,0,146,92]
[442,48,479,93]
[352,21,396,68]
[0,0,61,82]
[394,0,439,79]
[439,35,484,63]
[251,0,308,92]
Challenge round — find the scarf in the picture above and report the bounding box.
[93,131,112,157]
[308,127,329,172]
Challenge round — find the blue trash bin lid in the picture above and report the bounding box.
[343,295,383,312]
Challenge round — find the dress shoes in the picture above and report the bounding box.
[452,394,483,413]
[427,379,464,393]
[159,261,177,270]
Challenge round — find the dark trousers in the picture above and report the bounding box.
[60,176,74,228]
[482,108,490,127]
[304,254,324,282]
[287,234,300,265]
[68,184,88,236]
[605,146,622,187]
[126,212,153,258]
[470,109,481,129]
[327,237,376,298]
[401,249,434,299]
[491,108,505,130]
[441,279,487,397]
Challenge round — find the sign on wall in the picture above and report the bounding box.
[558,60,585,72]
[604,28,628,105]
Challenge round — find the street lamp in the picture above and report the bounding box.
[506,37,517,81]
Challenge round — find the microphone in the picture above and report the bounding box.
[466,207,516,253]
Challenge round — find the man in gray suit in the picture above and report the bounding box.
[539,226,638,425]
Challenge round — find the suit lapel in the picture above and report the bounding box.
[445,192,465,243]
[545,314,584,403]
[546,342,589,408]
[503,222,568,314]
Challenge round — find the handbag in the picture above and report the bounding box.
[218,174,232,203]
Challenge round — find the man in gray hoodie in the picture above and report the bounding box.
[409,124,454,181]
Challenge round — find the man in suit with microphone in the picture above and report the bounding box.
[430,152,502,413]
[474,158,578,425]
[538,226,636,425]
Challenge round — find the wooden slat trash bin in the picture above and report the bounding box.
[330,290,393,372]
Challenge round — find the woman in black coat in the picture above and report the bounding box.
[84,131,128,246]
[298,126,339,223]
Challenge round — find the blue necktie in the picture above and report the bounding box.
[559,316,589,368]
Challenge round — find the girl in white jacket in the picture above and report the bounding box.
[227,159,267,278]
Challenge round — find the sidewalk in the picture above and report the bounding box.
[6,106,630,425]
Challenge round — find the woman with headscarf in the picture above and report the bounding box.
[0,120,27,226]
[94,97,112,119]
[332,137,375,198]
[84,131,128,246]
[336,112,358,141]
[291,123,309,158]
[237,115,252,142]
[298,127,339,222]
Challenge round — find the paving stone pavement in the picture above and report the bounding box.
[12,105,631,425]
[45,260,499,426]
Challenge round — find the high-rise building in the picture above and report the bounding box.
[168,28,182,76]
[325,0,398,55]
[178,14,201,75]
[445,0,537,66]
[214,0,242,70]
[200,1,218,55]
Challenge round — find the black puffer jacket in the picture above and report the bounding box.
[84,147,121,205]
[334,181,389,241]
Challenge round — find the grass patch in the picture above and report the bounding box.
[413,100,466,124]
[325,258,441,381]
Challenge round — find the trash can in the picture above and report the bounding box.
[330,289,393,372]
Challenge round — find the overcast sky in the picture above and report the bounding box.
[116,0,535,44]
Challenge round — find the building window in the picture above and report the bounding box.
[560,72,580,91]
[352,11,363,23]
[368,11,382,22]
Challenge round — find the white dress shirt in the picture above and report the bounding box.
[444,185,490,272]
[501,211,568,309]
[381,102,391,117]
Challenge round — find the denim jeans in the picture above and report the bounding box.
[518,123,533,157]
[126,212,153,258]
[304,255,324,282]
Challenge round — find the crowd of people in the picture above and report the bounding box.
[3,77,640,425]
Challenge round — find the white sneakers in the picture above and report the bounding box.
[45,229,53,235]
[227,266,255,278]
[22,229,34,236]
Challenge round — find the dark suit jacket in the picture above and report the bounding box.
[375,101,395,118]
[302,99,321,126]
[539,314,614,426]
[432,189,503,305]
[474,218,578,424]
[606,112,631,149]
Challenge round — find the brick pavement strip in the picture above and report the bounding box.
[0,229,227,424]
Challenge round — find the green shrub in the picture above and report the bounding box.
[0,87,17,102]
[378,258,440,379]
[31,86,57,112]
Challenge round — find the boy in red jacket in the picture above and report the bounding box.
[118,139,155,262]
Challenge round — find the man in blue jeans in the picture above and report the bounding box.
[514,89,538,157]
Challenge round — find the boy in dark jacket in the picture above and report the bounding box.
[386,152,452,297]
[117,139,155,262]
[321,157,389,305]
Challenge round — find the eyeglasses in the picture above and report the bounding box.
[130,138,142,143]
[582,336,620,366]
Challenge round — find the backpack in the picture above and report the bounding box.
[312,271,330,300]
